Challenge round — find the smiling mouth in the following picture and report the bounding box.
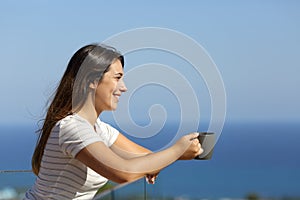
[113,94,120,101]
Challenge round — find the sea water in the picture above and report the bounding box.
[0,121,300,199]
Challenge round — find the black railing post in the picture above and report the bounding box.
[111,189,114,200]
[144,178,147,200]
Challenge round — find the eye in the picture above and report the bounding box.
[114,73,123,80]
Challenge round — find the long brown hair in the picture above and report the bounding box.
[32,44,124,175]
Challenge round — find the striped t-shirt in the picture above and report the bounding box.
[24,114,119,200]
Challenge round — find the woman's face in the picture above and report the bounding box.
[94,59,127,113]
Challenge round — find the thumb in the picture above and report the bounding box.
[189,132,199,141]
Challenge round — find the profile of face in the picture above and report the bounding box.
[93,59,127,113]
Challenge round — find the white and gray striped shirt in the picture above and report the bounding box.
[24,114,119,200]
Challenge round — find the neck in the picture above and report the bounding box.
[75,94,100,126]
[77,109,98,126]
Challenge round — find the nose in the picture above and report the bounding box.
[119,79,127,92]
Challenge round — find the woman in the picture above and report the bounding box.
[24,44,203,200]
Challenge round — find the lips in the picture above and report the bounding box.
[113,93,121,101]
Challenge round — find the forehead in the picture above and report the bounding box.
[107,59,123,74]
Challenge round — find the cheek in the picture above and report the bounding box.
[103,85,116,99]
[95,80,117,100]
[110,82,118,92]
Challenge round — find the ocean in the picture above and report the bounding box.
[0,121,300,199]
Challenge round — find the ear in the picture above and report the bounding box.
[89,81,98,90]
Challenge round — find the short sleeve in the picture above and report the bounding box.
[96,119,119,147]
[58,115,103,158]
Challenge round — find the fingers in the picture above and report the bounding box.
[178,132,203,160]
[197,143,204,156]
[146,174,157,184]
[193,142,202,158]
[189,132,199,141]
[189,132,200,146]
[189,133,203,157]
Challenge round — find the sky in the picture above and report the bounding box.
[0,0,299,126]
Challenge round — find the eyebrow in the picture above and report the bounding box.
[114,73,123,76]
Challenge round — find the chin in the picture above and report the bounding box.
[110,104,118,111]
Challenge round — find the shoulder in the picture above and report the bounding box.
[96,119,119,146]
[96,119,118,133]
[59,114,92,130]
[97,119,112,129]
[55,114,95,140]
[56,114,103,157]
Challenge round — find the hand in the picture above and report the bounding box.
[176,132,203,160]
[145,172,159,184]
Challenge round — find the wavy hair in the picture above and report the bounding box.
[32,44,124,175]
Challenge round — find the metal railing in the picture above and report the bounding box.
[94,178,147,200]
[0,170,34,200]
[0,170,153,200]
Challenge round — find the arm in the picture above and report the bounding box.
[75,132,201,184]
[110,133,156,184]
[110,133,152,159]
[110,133,161,184]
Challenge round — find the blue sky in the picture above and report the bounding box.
[0,0,299,125]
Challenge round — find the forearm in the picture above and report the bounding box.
[76,133,200,184]
[109,146,181,182]
[123,145,182,175]
[76,141,183,183]
[112,149,150,159]
[111,133,153,159]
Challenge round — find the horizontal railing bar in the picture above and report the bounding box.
[0,169,32,173]
[0,170,146,199]
[93,178,144,200]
